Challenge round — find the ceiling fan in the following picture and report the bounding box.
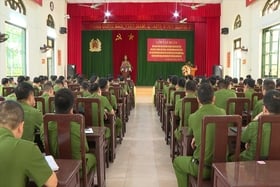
[78,3,103,9]
[0,33,9,43]
[181,3,206,10]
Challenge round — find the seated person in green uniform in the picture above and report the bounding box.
[80,81,91,97]
[0,77,9,96]
[240,89,280,161]
[174,80,197,141]
[170,77,185,105]
[33,77,42,96]
[42,88,96,174]
[15,82,43,142]
[244,78,256,110]
[214,78,237,114]
[168,75,178,104]
[38,82,54,113]
[53,79,64,92]
[252,79,275,119]
[88,83,114,139]
[0,100,57,187]
[99,78,123,138]
[173,83,226,187]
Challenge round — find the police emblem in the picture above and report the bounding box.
[89,38,102,52]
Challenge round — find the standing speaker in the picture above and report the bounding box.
[67,64,76,78]
[213,65,223,78]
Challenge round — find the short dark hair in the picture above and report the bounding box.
[185,80,197,92]
[177,77,186,88]
[15,82,34,100]
[55,79,63,85]
[245,78,255,88]
[81,81,89,90]
[98,78,108,89]
[89,83,100,94]
[50,75,57,81]
[171,75,178,86]
[197,83,214,104]
[0,100,24,130]
[263,90,280,114]
[1,78,9,85]
[54,88,74,114]
[217,79,230,89]
[43,82,53,92]
[17,76,25,84]
[263,79,275,92]
[33,77,41,84]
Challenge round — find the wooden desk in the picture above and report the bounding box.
[27,159,81,187]
[55,159,81,187]
[213,161,280,187]
[86,127,106,187]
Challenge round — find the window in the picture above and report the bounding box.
[5,22,26,76]
[262,24,280,78]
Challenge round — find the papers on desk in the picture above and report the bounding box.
[45,155,59,171]
[85,127,94,134]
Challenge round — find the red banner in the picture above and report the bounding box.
[33,0,42,6]
[147,38,186,62]
[246,0,256,7]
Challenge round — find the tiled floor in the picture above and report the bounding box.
[106,87,178,187]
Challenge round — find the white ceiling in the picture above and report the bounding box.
[67,0,222,3]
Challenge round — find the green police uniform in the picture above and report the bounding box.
[82,90,91,98]
[42,121,96,174]
[87,93,112,139]
[174,93,196,140]
[252,99,263,119]
[170,87,185,105]
[0,128,52,187]
[240,120,270,161]
[244,88,256,110]
[173,104,226,187]
[19,101,43,141]
[36,93,51,114]
[5,93,17,101]
[214,88,236,114]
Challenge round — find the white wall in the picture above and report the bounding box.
[220,0,280,79]
[0,0,67,79]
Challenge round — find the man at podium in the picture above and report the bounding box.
[120,55,132,79]
[181,60,197,77]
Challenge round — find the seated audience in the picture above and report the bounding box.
[240,89,280,161]
[173,83,226,187]
[0,100,57,187]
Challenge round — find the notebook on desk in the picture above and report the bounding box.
[230,127,245,133]
[85,127,94,134]
[45,155,59,171]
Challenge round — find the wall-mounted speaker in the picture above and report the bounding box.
[213,65,223,78]
[221,27,229,35]
[59,27,67,34]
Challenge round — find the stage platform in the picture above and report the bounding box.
[134,86,153,104]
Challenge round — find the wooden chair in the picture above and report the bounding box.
[236,92,245,97]
[68,83,81,92]
[2,87,15,97]
[34,97,46,114]
[251,92,263,110]
[48,96,55,113]
[76,97,112,166]
[226,97,251,126]
[43,114,94,187]
[170,97,198,160]
[189,115,242,187]
[164,89,183,145]
[0,96,5,102]
[255,115,280,160]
